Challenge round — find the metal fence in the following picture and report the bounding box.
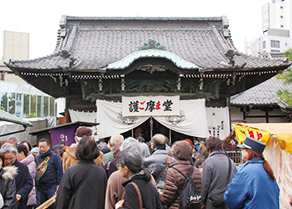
[226,150,242,164]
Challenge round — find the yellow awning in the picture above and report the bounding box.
[232,123,292,154]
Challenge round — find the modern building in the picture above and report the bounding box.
[0,31,57,118]
[245,0,292,57]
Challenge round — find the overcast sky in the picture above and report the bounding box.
[1,0,270,59]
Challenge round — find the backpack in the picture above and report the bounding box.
[173,166,201,209]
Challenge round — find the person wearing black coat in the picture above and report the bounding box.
[55,136,107,209]
[115,149,161,209]
[1,143,33,209]
[0,152,17,209]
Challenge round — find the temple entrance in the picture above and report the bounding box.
[122,117,194,144]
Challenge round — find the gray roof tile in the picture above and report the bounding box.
[230,76,292,106]
[5,16,291,71]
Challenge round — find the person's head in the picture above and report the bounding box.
[75,136,100,161]
[120,137,141,153]
[0,152,5,169]
[206,137,223,153]
[75,126,92,142]
[137,136,145,143]
[54,149,64,161]
[199,141,206,149]
[238,136,266,163]
[109,134,124,149]
[38,138,50,154]
[151,134,166,149]
[134,128,143,138]
[59,141,65,147]
[7,136,19,146]
[116,149,144,179]
[140,143,150,159]
[0,143,18,166]
[172,141,193,163]
[31,147,39,156]
[238,136,275,181]
[16,144,29,162]
[20,141,32,152]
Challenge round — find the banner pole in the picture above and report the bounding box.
[169,129,172,144]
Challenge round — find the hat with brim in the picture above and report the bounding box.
[238,136,266,154]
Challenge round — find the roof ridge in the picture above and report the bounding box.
[62,24,78,52]
[65,16,224,21]
[212,25,232,52]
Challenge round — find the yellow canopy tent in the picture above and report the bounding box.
[232,123,292,208]
[232,123,292,154]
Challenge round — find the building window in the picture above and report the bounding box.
[271,40,280,48]
[0,74,4,81]
[285,43,288,46]
[271,50,280,52]
[280,6,283,9]
[281,25,284,28]
[280,16,284,18]
[263,41,266,49]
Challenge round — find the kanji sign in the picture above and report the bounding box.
[122,96,180,117]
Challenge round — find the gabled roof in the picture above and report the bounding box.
[230,76,292,107]
[0,109,33,127]
[5,15,291,72]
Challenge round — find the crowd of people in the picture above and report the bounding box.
[0,126,280,209]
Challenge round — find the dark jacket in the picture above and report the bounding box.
[0,168,17,209]
[143,150,175,189]
[37,149,63,190]
[122,174,161,209]
[55,160,107,209]
[201,151,236,209]
[160,160,202,209]
[14,160,33,209]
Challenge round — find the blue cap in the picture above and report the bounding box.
[238,136,266,154]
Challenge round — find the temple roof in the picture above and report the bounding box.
[230,76,292,108]
[5,15,291,72]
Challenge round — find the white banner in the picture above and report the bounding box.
[122,96,180,117]
[96,99,210,139]
[206,107,230,140]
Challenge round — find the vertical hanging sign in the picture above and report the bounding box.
[122,96,180,117]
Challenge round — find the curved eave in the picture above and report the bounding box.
[103,49,202,70]
[0,110,33,127]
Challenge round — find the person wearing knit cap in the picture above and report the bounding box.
[160,141,202,208]
[201,137,237,209]
[224,136,279,209]
[62,126,104,172]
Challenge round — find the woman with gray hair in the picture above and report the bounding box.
[1,143,33,209]
[115,149,161,209]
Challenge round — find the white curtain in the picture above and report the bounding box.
[96,100,149,139]
[154,99,210,138]
[69,109,97,123]
[206,107,230,140]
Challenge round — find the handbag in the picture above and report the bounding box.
[130,182,144,209]
[37,154,52,179]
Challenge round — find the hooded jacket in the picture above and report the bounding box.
[160,141,202,209]
[62,144,104,172]
[224,157,279,209]
[0,166,17,209]
[21,154,37,206]
[37,149,63,190]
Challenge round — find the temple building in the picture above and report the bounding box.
[4,15,291,141]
